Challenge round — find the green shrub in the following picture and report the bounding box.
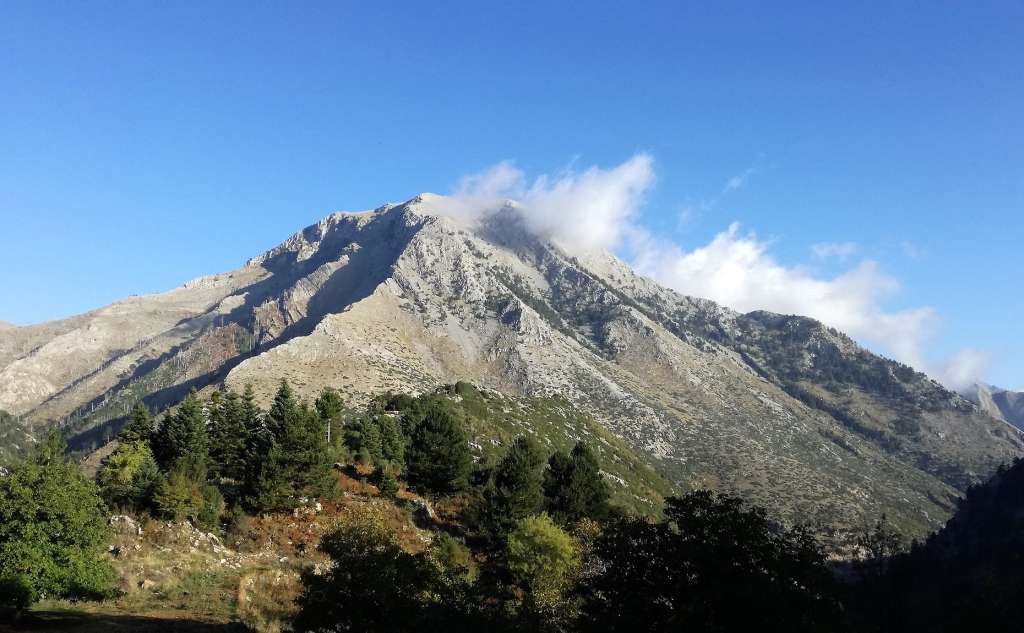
[0,432,116,608]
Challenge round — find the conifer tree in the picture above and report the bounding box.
[152,390,209,479]
[209,389,250,481]
[119,402,154,444]
[544,441,610,524]
[245,380,333,510]
[315,387,345,446]
[482,436,546,538]
[378,414,406,467]
[277,402,335,499]
[267,379,297,436]
[406,405,471,495]
[363,419,384,464]
[242,384,262,432]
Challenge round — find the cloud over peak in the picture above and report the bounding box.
[432,154,987,389]
[434,154,654,253]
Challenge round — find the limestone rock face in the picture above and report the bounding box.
[964,383,1024,431]
[3,195,1020,534]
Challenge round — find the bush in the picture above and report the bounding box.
[197,485,225,531]
[376,470,400,499]
[153,471,203,522]
[0,574,35,610]
[96,440,160,512]
[506,514,578,610]
[0,432,116,608]
[431,533,478,582]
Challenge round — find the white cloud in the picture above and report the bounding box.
[434,153,654,252]
[811,241,859,261]
[431,154,989,388]
[631,225,939,373]
[937,349,992,391]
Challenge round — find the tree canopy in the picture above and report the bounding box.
[0,433,116,608]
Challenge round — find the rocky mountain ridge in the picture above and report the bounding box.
[1,194,1020,536]
[963,383,1024,431]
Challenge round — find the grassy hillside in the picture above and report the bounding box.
[369,382,675,516]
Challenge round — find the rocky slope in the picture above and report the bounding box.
[2,195,1020,535]
[963,383,1024,431]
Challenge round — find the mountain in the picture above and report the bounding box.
[1,195,1020,536]
[963,383,1024,431]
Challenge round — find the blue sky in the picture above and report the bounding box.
[1,2,1021,388]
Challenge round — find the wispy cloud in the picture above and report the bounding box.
[811,241,859,261]
[900,240,924,260]
[722,166,757,194]
[429,154,988,388]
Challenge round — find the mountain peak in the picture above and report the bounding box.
[2,198,1020,538]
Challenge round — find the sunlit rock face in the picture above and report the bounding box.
[3,195,1020,537]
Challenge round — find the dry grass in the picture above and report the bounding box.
[236,569,302,633]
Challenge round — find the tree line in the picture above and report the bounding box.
[2,381,1023,632]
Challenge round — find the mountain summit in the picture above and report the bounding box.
[1,195,1020,535]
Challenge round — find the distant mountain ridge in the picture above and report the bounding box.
[1,195,1020,536]
[963,383,1024,431]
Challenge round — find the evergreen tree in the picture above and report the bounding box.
[241,384,262,433]
[362,418,384,464]
[315,387,345,446]
[277,402,335,499]
[544,441,610,524]
[209,389,250,481]
[379,414,406,466]
[245,380,334,510]
[243,427,285,513]
[0,432,116,608]
[345,415,405,467]
[481,436,546,539]
[267,379,297,436]
[119,402,154,444]
[406,405,472,495]
[152,390,209,479]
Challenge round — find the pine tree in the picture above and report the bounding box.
[242,384,262,432]
[152,390,209,479]
[315,387,345,446]
[344,417,391,466]
[277,403,335,499]
[119,403,154,444]
[544,441,610,524]
[406,405,471,495]
[267,379,297,436]
[209,389,250,481]
[379,414,406,467]
[363,419,384,464]
[482,436,546,538]
[245,380,333,510]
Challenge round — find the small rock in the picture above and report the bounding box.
[109,514,143,536]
